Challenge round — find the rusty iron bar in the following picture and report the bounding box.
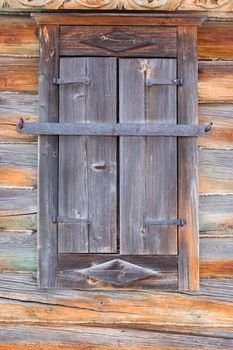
[53,77,90,85]
[16,120,212,137]
[145,78,183,87]
[52,216,91,224]
[144,218,186,227]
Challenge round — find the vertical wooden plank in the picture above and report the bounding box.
[86,58,117,253]
[38,25,59,288]
[178,26,199,291]
[119,59,145,255]
[120,59,177,255]
[58,58,89,253]
[59,57,117,253]
[145,59,177,254]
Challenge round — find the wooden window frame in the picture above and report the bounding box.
[31,13,207,291]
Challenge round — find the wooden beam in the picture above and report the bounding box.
[37,25,59,288]
[31,13,206,26]
[177,26,199,291]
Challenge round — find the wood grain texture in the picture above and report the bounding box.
[199,62,233,102]
[199,149,233,194]
[60,26,177,57]
[0,93,38,143]
[198,23,233,60]
[0,232,36,272]
[200,194,233,233]
[178,26,199,291]
[120,58,177,256]
[37,25,59,288]
[0,144,37,188]
[200,237,233,278]
[57,254,178,289]
[1,273,233,335]
[0,57,38,93]
[0,15,38,57]
[32,13,206,26]
[0,188,37,216]
[58,57,117,254]
[199,104,233,150]
[0,214,36,232]
[1,325,233,350]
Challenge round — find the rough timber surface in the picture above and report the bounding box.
[0,10,233,350]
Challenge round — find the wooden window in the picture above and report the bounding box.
[17,14,209,291]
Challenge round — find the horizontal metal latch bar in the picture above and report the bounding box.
[53,77,90,85]
[144,219,186,227]
[52,216,91,224]
[145,78,183,87]
[17,119,213,137]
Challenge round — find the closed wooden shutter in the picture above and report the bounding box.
[120,58,177,255]
[58,57,117,253]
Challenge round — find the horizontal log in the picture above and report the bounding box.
[199,104,233,150]
[199,62,233,102]
[0,325,232,350]
[0,214,36,232]
[198,23,233,60]
[0,57,38,93]
[0,144,37,188]
[0,93,38,143]
[199,149,233,194]
[17,121,211,137]
[0,188,37,216]
[0,232,36,272]
[0,272,233,334]
[200,237,233,278]
[199,194,233,233]
[0,15,38,57]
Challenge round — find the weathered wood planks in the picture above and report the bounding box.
[0,188,37,216]
[58,57,117,254]
[0,272,233,335]
[0,15,39,57]
[199,149,233,194]
[0,57,38,93]
[199,104,233,150]
[119,58,177,256]
[178,26,199,291]
[199,62,233,102]
[60,25,177,57]
[0,325,233,349]
[0,232,36,272]
[199,195,233,233]
[37,25,59,288]
[0,144,37,188]
[198,23,233,60]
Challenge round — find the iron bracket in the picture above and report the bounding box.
[53,77,90,85]
[145,78,183,87]
[144,218,186,227]
[52,216,91,224]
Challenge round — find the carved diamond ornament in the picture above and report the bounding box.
[75,259,158,286]
[80,30,151,52]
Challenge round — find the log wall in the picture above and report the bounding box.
[0,14,233,349]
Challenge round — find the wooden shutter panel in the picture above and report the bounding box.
[58,57,117,253]
[120,59,177,255]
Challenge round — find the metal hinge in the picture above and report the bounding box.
[145,78,183,87]
[53,77,90,85]
[52,216,91,224]
[144,218,186,227]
